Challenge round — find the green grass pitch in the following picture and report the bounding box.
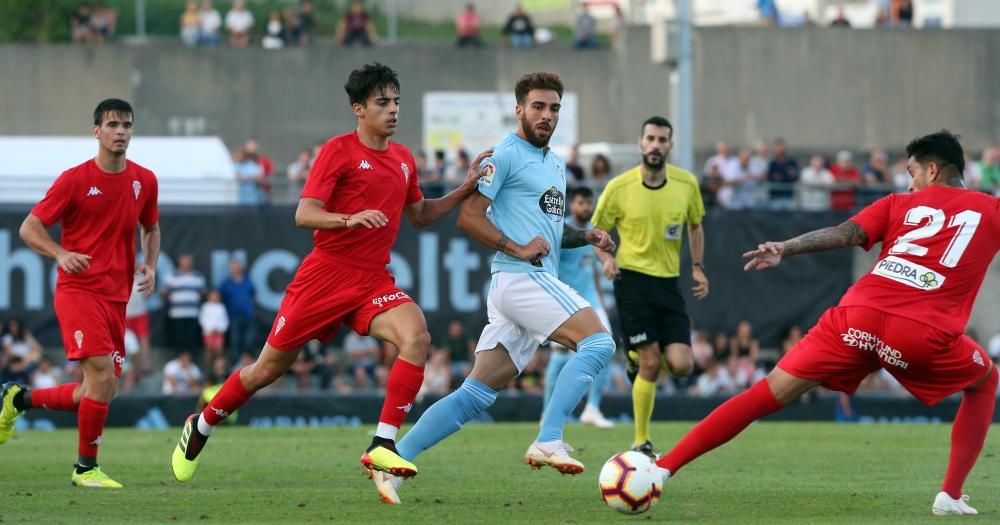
[1,422,996,524]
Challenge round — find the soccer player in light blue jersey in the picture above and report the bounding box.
[370,72,617,504]
[543,186,616,429]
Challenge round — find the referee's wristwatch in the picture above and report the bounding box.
[692,262,705,271]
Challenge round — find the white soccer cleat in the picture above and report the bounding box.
[371,469,404,505]
[657,466,671,484]
[524,440,585,475]
[932,492,978,516]
[580,404,614,429]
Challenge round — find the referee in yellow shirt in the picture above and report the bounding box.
[592,116,708,459]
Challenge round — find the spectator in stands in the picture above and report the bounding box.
[420,349,452,398]
[219,258,256,365]
[829,150,860,211]
[180,1,202,47]
[125,276,153,374]
[862,149,889,187]
[225,0,255,48]
[963,152,981,188]
[337,1,378,47]
[565,144,586,183]
[286,148,311,203]
[700,163,725,209]
[690,330,714,377]
[444,148,470,190]
[162,254,206,357]
[90,1,117,42]
[261,11,287,49]
[244,138,274,202]
[574,5,599,49]
[589,153,612,192]
[729,320,759,366]
[775,325,803,366]
[712,332,731,362]
[799,154,833,211]
[1,320,42,381]
[892,0,914,27]
[766,138,799,209]
[890,155,910,192]
[293,1,316,46]
[749,141,770,180]
[830,6,851,27]
[416,151,444,198]
[442,318,475,379]
[704,141,738,182]
[163,351,203,395]
[71,3,95,44]
[979,145,1000,196]
[233,148,263,205]
[503,5,535,49]
[456,3,483,48]
[290,352,315,391]
[689,358,736,397]
[344,332,383,390]
[31,355,61,390]
[199,289,229,369]
[198,0,223,46]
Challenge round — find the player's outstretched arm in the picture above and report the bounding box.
[294,197,387,230]
[404,149,494,228]
[458,191,550,262]
[742,220,868,271]
[19,213,91,273]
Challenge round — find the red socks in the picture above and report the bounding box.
[658,379,784,473]
[201,369,253,426]
[77,397,109,458]
[378,358,424,434]
[29,383,80,412]
[942,366,998,499]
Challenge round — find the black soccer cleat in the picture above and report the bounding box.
[631,440,660,461]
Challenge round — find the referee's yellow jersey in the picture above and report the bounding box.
[592,164,705,278]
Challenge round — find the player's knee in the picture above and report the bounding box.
[398,330,432,362]
[667,357,694,377]
[638,350,661,373]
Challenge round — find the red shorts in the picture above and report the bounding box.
[266,250,414,351]
[54,290,127,377]
[778,306,991,406]
[125,312,151,339]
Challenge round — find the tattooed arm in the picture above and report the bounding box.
[742,221,868,271]
[561,223,617,252]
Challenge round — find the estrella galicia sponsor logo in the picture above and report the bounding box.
[372,291,410,308]
[538,186,565,222]
[629,333,648,345]
[871,255,945,290]
[841,328,909,369]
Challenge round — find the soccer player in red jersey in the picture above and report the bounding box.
[171,63,491,482]
[654,131,999,516]
[0,99,161,488]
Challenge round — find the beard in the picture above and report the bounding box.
[521,119,552,148]
[642,151,665,171]
[573,210,593,224]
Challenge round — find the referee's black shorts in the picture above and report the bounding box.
[613,268,691,351]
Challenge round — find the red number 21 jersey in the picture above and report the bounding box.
[840,186,1000,337]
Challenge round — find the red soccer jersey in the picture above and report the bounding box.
[300,132,422,268]
[32,159,159,303]
[840,185,1000,337]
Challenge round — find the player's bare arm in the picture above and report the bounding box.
[19,213,92,273]
[137,222,161,298]
[294,197,388,230]
[689,222,709,299]
[404,148,494,228]
[743,220,869,271]
[561,223,616,253]
[458,191,550,261]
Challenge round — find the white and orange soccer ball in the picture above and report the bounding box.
[598,451,663,514]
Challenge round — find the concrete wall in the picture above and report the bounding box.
[1,27,998,168]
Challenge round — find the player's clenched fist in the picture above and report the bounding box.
[516,235,551,264]
[346,209,389,229]
[742,241,785,271]
[585,229,616,253]
[57,251,92,273]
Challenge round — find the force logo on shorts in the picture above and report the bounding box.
[538,186,565,222]
[871,255,945,290]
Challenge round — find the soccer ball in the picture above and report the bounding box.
[598,451,663,514]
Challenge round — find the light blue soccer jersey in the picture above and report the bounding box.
[558,218,600,307]
[477,132,567,275]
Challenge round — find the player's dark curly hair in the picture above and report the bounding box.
[93,98,133,125]
[568,186,594,200]
[641,116,673,138]
[514,72,563,104]
[344,63,401,106]
[905,130,965,182]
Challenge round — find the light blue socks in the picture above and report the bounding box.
[396,378,497,462]
[543,349,571,409]
[536,332,616,442]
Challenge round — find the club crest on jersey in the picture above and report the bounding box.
[133,180,141,200]
[538,186,565,222]
[401,162,410,183]
[479,160,497,186]
[871,255,945,290]
[74,330,84,349]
